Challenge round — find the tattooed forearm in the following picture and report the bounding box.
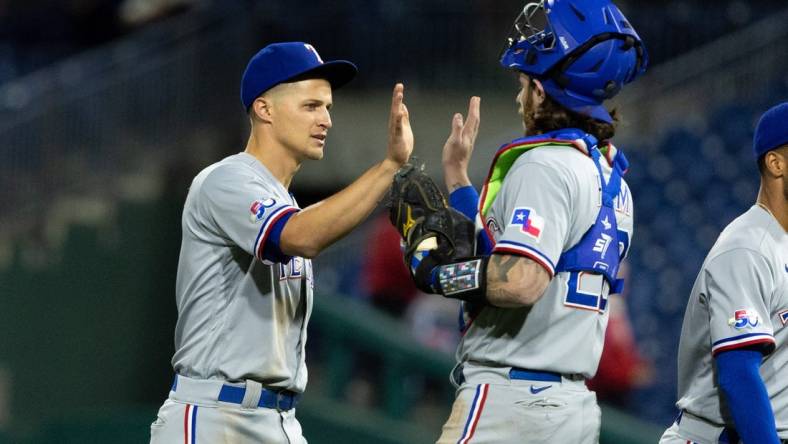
[489,254,518,283]
[486,253,551,308]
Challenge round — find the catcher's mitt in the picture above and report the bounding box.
[387,161,475,279]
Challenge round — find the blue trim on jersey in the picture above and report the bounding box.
[261,210,297,264]
[716,350,781,444]
[252,205,296,257]
[459,385,482,442]
[493,240,556,270]
[449,186,480,220]
[712,332,774,347]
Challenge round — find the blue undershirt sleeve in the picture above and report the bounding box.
[715,349,780,444]
[449,186,479,220]
[449,185,494,255]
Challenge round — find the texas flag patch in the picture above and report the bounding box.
[728,309,760,329]
[510,207,545,241]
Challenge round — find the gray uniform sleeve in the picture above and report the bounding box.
[491,161,573,277]
[706,249,776,356]
[199,166,299,264]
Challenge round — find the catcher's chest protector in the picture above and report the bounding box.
[479,128,629,295]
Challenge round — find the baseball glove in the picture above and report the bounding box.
[387,161,475,289]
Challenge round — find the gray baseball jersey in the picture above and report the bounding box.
[460,145,634,378]
[674,205,788,435]
[171,152,313,393]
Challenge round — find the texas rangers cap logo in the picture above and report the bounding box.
[509,207,544,240]
[303,43,324,63]
[249,198,277,222]
[728,309,760,329]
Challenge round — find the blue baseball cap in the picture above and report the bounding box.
[241,42,358,110]
[753,102,788,159]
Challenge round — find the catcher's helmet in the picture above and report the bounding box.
[500,0,648,123]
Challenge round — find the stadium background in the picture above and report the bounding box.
[1,0,787,442]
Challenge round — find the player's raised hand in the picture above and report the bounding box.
[442,96,480,191]
[386,83,414,166]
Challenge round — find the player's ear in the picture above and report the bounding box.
[252,97,274,124]
[764,147,788,178]
[531,78,546,106]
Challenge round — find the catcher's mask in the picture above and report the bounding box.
[500,0,648,123]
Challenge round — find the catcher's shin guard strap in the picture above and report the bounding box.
[432,256,489,303]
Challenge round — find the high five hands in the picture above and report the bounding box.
[442,96,481,192]
[386,83,414,167]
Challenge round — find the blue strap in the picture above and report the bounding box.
[611,278,625,295]
[589,147,623,208]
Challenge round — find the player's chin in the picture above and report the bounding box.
[305,147,324,161]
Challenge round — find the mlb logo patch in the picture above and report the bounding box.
[486,217,501,234]
[249,198,276,222]
[779,310,788,326]
[510,207,544,240]
[728,309,760,329]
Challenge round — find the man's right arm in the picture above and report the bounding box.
[279,83,413,258]
[705,249,779,442]
[716,349,780,444]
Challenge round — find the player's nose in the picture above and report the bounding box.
[319,109,332,129]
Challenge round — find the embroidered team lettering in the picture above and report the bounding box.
[279,257,305,280]
[614,184,631,216]
[510,207,544,240]
[728,309,760,329]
